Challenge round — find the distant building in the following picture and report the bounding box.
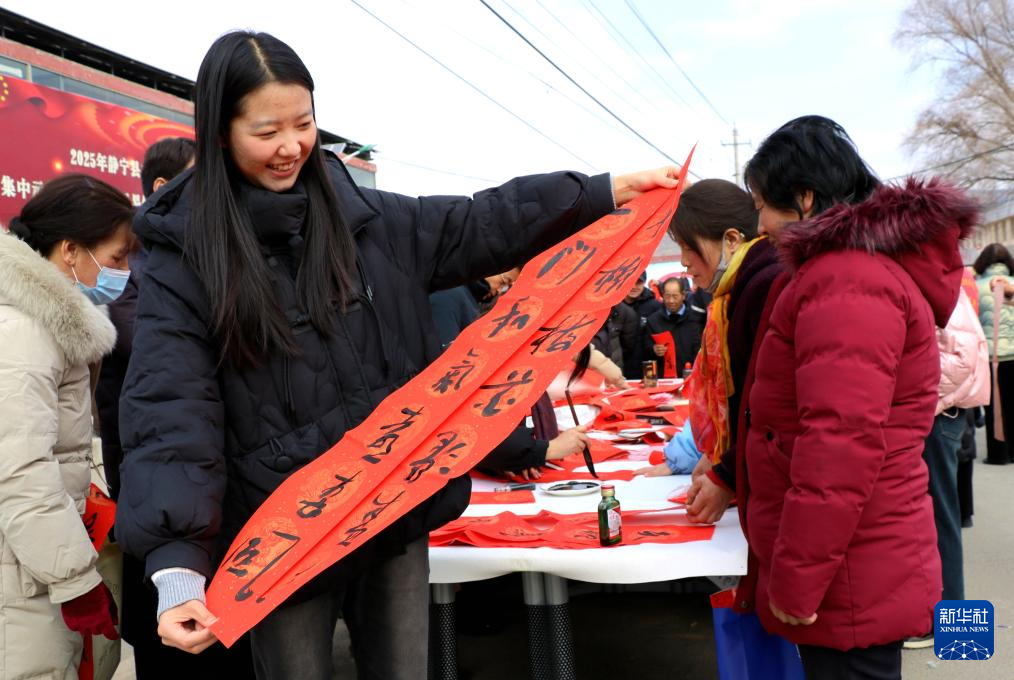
[970,196,1014,259]
[0,8,375,226]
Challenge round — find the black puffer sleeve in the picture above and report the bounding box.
[360,171,615,291]
[115,244,226,580]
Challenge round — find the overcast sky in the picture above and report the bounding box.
[5,0,938,196]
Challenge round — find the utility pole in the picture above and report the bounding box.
[722,124,750,186]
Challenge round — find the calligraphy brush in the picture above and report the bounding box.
[564,389,598,478]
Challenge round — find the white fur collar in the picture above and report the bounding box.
[0,231,116,365]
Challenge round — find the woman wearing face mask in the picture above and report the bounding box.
[0,174,130,678]
[114,30,680,677]
[634,179,775,495]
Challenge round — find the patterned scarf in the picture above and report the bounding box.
[686,237,763,463]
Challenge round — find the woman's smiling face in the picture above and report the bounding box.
[227,81,317,192]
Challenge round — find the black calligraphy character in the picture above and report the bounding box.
[558,241,597,284]
[430,349,479,394]
[405,431,467,483]
[83,512,98,540]
[537,241,598,285]
[234,531,301,603]
[537,245,572,278]
[339,490,406,547]
[529,314,598,355]
[487,298,532,338]
[644,206,674,239]
[500,527,537,538]
[363,407,424,463]
[632,530,674,542]
[574,529,598,541]
[593,256,642,295]
[296,471,362,519]
[473,369,535,417]
[225,537,262,578]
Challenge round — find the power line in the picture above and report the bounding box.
[515,0,684,119]
[579,0,696,111]
[496,0,672,123]
[478,0,689,170]
[349,0,596,170]
[623,0,730,126]
[886,143,1014,181]
[396,0,619,134]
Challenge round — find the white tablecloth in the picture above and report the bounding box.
[429,458,748,585]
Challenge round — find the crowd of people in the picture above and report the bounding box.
[1,27,1013,680]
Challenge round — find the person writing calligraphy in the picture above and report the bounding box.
[114,30,680,678]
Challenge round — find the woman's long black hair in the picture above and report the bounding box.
[187,31,356,367]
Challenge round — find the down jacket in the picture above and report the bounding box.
[977,263,1014,360]
[937,288,990,414]
[116,154,615,585]
[745,179,977,650]
[0,232,114,606]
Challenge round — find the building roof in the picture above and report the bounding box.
[0,7,373,160]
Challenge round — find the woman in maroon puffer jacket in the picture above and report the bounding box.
[741,116,978,678]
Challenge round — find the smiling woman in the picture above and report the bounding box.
[113,28,683,679]
[228,82,316,192]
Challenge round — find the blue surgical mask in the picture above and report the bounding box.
[72,250,130,305]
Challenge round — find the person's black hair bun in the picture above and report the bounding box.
[7,216,31,241]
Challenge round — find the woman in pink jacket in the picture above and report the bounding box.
[741,116,977,679]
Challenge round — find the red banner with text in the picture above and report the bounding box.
[205,151,695,646]
[0,74,194,228]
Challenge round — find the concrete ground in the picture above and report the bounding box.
[112,427,1011,679]
[902,425,1011,680]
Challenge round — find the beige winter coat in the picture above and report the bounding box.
[0,231,116,678]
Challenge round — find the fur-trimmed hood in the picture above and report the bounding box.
[778,178,979,326]
[0,231,115,365]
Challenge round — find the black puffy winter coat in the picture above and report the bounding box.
[644,303,705,377]
[116,154,614,580]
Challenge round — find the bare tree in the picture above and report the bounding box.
[895,0,1014,189]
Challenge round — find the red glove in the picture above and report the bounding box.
[61,582,119,640]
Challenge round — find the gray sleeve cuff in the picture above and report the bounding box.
[151,569,207,621]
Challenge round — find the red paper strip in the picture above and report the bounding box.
[469,490,536,504]
[651,332,678,378]
[595,418,654,432]
[83,483,116,552]
[205,152,695,645]
[79,636,94,680]
[472,468,637,484]
[608,393,659,412]
[525,469,637,483]
[430,510,715,549]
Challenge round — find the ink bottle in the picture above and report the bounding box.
[598,484,622,546]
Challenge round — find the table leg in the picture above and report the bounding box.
[430,583,458,680]
[542,574,576,680]
[522,572,551,680]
